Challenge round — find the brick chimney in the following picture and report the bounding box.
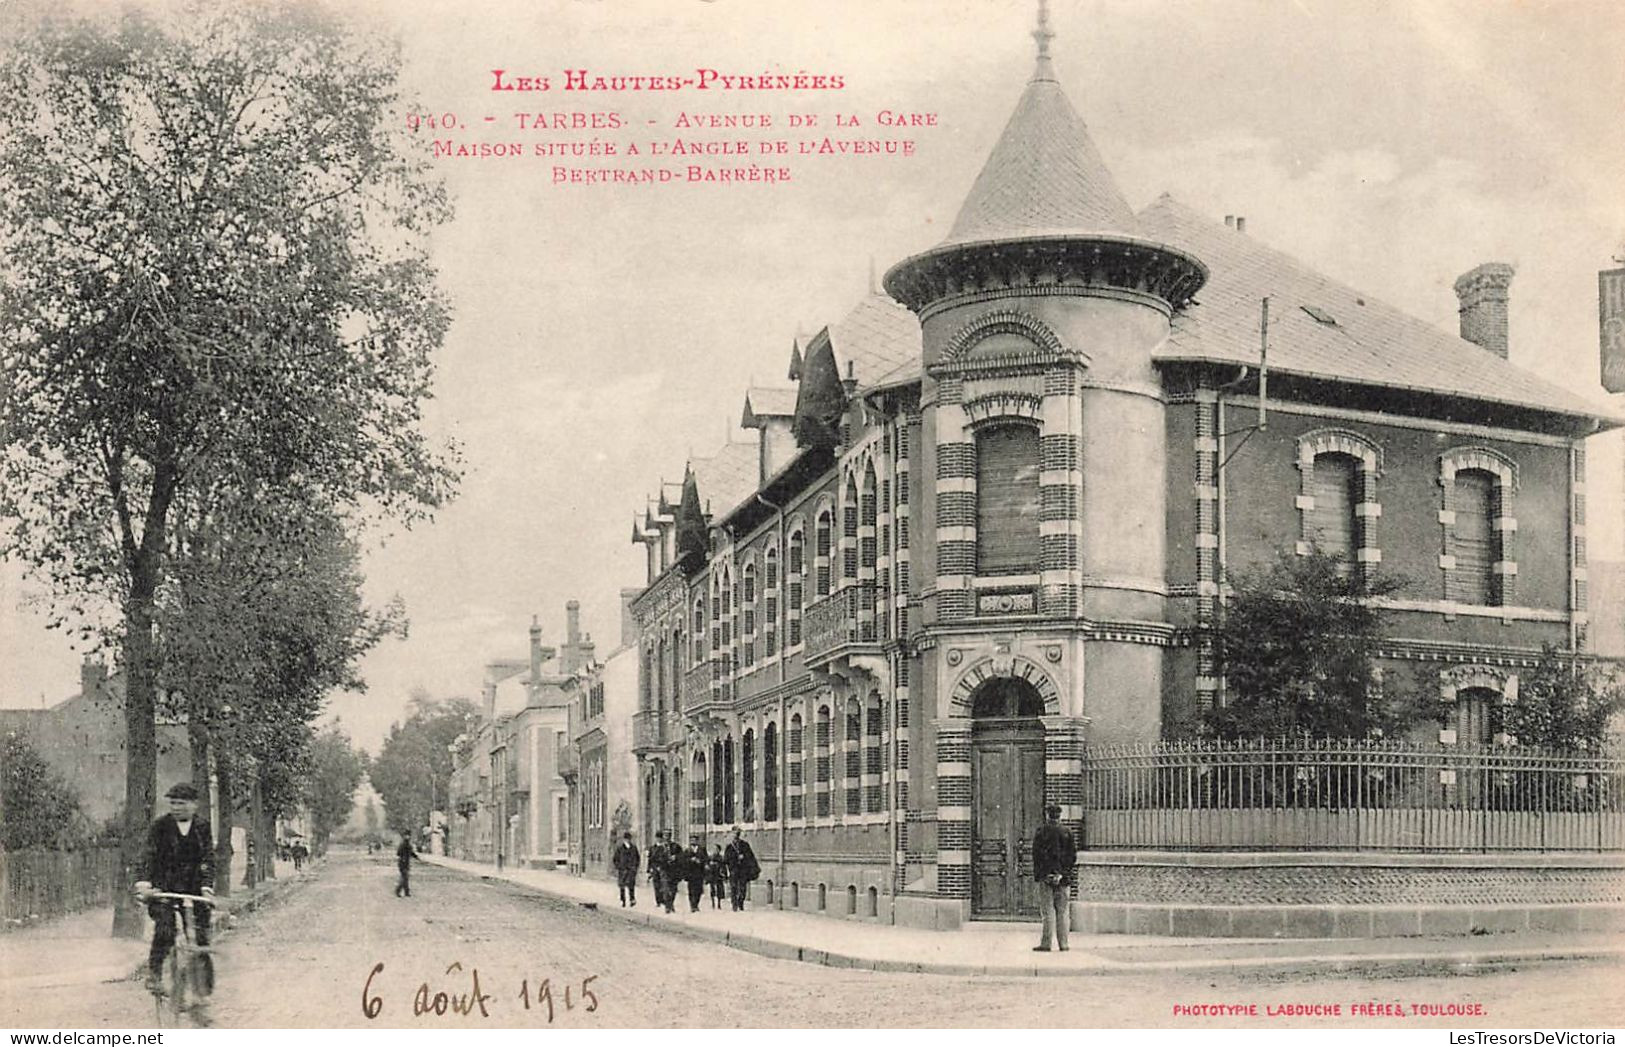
[620,588,642,648]
[80,655,107,699]
[529,615,543,684]
[1454,262,1515,359]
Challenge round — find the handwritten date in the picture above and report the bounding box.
[362,962,600,1023]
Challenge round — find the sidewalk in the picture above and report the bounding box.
[424,853,1625,978]
[0,858,310,992]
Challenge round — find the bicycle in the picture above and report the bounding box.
[139,890,222,1028]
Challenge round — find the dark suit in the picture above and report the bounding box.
[1032,819,1077,950]
[611,841,640,906]
[395,838,416,897]
[723,837,758,911]
[142,814,214,986]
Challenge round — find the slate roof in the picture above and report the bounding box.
[1138,195,1621,425]
[942,58,1137,248]
[690,436,760,520]
[740,386,798,426]
[824,292,922,387]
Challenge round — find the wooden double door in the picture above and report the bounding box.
[970,721,1045,918]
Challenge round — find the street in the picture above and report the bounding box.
[2,847,1623,1029]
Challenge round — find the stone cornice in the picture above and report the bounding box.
[885,235,1207,317]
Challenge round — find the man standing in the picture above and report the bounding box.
[133,782,215,998]
[722,825,758,911]
[611,831,641,907]
[395,831,416,897]
[1031,803,1077,952]
[648,829,678,913]
[705,843,726,909]
[680,836,708,913]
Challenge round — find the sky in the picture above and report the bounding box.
[2,0,1623,754]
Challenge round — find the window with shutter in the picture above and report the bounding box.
[1310,453,1358,559]
[1456,688,1499,745]
[1451,470,1495,605]
[975,425,1041,575]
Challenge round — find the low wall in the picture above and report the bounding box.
[1072,851,1625,938]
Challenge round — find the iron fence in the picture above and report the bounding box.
[1,846,124,925]
[1081,738,1625,852]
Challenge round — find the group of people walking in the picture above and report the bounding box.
[611,825,759,914]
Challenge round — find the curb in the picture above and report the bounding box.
[428,857,1625,979]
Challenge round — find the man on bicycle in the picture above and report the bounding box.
[133,782,215,998]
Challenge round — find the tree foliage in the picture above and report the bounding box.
[370,696,480,835]
[1205,552,1426,740]
[1503,646,1625,751]
[0,2,456,931]
[0,731,90,850]
[304,725,365,849]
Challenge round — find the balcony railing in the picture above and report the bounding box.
[682,660,712,711]
[803,582,880,666]
[632,709,670,753]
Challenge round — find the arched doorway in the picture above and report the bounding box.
[970,677,1045,918]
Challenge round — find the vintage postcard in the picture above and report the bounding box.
[1,0,1623,1034]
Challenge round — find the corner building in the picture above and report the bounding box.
[627,20,1616,931]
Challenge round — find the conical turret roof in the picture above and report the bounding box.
[940,15,1136,247]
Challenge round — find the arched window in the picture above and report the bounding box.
[1456,687,1501,747]
[640,647,653,711]
[844,698,862,816]
[860,461,878,577]
[971,677,1046,718]
[788,528,806,646]
[864,694,883,815]
[723,736,736,824]
[711,739,724,825]
[975,424,1041,575]
[693,596,706,662]
[1451,469,1496,606]
[692,752,708,831]
[815,509,833,597]
[742,728,756,823]
[788,713,804,820]
[763,721,779,822]
[671,627,683,711]
[815,705,832,818]
[742,560,758,668]
[764,546,779,658]
[1309,452,1359,561]
[843,477,860,582]
[655,636,667,711]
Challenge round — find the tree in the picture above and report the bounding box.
[371,697,480,836]
[1204,551,1427,740]
[304,726,365,851]
[158,493,402,890]
[0,4,456,934]
[0,732,90,850]
[1503,645,1625,751]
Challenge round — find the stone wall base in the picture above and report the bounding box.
[1072,901,1625,938]
[893,895,968,930]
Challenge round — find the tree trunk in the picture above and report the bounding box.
[259,791,277,881]
[112,562,160,940]
[214,747,235,896]
[189,721,211,830]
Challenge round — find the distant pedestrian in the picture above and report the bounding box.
[611,832,641,907]
[705,844,726,909]
[292,842,308,871]
[395,832,417,898]
[722,826,758,911]
[1032,803,1077,952]
[680,836,708,913]
[648,830,679,913]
